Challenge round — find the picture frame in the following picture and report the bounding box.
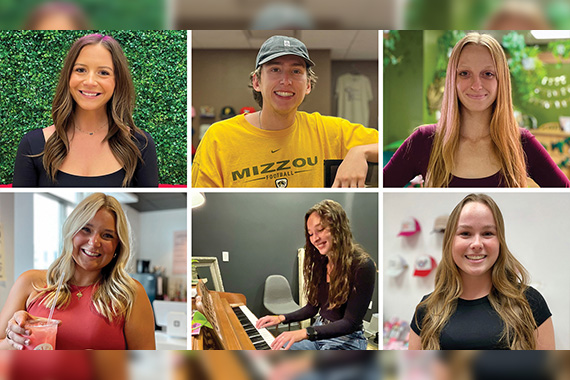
[192,257,224,292]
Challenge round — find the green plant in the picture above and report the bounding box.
[383,31,402,67]
[548,40,570,68]
[501,31,546,109]
[434,30,466,78]
[0,0,165,29]
[426,31,465,114]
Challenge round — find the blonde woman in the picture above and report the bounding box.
[256,200,376,350]
[384,33,569,187]
[409,194,554,350]
[0,193,155,349]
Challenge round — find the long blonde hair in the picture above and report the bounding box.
[42,34,147,187]
[416,194,536,349]
[33,193,137,322]
[425,33,527,187]
[303,200,371,309]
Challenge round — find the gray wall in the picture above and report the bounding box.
[192,192,378,320]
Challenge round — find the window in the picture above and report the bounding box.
[33,194,75,269]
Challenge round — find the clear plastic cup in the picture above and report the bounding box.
[23,318,60,350]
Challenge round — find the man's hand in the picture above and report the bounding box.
[332,144,378,188]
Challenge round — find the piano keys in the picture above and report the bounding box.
[193,280,275,350]
[232,305,275,350]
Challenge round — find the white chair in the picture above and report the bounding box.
[263,275,300,331]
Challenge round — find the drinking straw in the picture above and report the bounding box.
[47,271,65,321]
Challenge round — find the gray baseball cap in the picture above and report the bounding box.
[255,35,315,69]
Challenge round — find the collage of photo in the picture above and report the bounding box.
[1,25,570,379]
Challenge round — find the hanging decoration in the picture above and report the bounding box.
[530,75,570,109]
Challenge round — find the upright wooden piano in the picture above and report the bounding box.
[192,280,275,350]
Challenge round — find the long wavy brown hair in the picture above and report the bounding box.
[303,199,371,309]
[416,194,537,349]
[425,33,527,187]
[42,34,147,187]
[33,193,137,322]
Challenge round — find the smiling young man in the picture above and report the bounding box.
[191,35,378,188]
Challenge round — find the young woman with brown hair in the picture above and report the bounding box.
[13,33,158,187]
[409,194,554,350]
[256,199,376,350]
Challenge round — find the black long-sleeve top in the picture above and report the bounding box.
[283,256,376,340]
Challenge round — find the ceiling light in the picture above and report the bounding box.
[531,30,570,39]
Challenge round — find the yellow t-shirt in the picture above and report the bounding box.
[191,112,378,188]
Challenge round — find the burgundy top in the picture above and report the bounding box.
[383,124,570,187]
[27,284,126,350]
[283,256,376,340]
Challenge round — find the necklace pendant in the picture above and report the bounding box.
[77,291,83,299]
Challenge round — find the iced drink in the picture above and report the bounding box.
[23,318,59,350]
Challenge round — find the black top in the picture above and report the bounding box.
[12,128,159,187]
[410,286,551,350]
[283,256,376,340]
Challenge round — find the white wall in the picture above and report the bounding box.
[139,209,187,298]
[14,193,34,279]
[383,192,570,349]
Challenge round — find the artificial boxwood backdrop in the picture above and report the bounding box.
[0,30,187,185]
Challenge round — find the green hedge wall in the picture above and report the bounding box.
[0,0,165,29]
[0,30,187,185]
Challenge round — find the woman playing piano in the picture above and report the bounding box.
[256,199,376,350]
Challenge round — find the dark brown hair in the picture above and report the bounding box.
[303,199,370,309]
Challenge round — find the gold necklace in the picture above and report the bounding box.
[75,285,89,299]
[72,282,96,299]
[74,120,107,136]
